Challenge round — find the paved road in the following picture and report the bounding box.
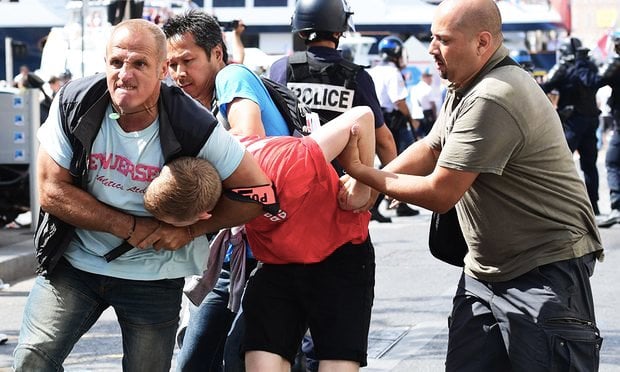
[1,204,619,371]
[1,152,620,371]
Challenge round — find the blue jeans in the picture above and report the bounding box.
[177,259,257,372]
[177,263,236,372]
[13,258,183,372]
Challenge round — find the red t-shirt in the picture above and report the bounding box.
[240,135,370,264]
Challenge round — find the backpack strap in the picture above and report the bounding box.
[260,76,312,136]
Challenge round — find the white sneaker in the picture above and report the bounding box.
[597,209,620,228]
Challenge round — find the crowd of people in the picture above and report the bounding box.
[8,0,612,371]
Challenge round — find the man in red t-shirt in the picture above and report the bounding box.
[145,105,376,371]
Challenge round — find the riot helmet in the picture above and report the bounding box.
[377,36,406,66]
[509,49,534,72]
[558,37,582,62]
[379,36,404,60]
[612,30,620,54]
[291,0,355,34]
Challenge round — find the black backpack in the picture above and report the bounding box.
[259,76,314,136]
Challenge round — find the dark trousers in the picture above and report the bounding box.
[416,109,436,137]
[564,113,600,212]
[606,116,620,210]
[446,253,602,372]
[383,109,414,154]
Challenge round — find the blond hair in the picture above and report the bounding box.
[145,157,222,221]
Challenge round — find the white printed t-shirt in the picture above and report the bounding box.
[37,99,244,280]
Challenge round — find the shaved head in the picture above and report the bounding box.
[429,0,504,87]
[438,0,503,43]
[109,19,168,63]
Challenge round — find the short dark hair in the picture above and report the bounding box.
[163,10,228,64]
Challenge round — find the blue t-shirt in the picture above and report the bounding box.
[268,46,386,128]
[216,63,290,136]
[215,63,292,261]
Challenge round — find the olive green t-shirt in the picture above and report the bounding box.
[426,46,603,282]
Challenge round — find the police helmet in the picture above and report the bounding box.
[612,30,620,51]
[378,36,404,61]
[510,49,534,71]
[558,37,582,61]
[291,0,355,34]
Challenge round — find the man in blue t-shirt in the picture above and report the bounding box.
[163,10,290,372]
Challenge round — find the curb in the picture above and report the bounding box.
[0,230,36,284]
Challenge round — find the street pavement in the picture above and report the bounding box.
[1,158,620,371]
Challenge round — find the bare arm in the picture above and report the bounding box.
[342,137,478,213]
[230,21,246,64]
[37,148,159,241]
[395,98,419,132]
[374,123,397,165]
[383,138,438,175]
[225,97,266,137]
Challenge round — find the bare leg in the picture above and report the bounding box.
[318,360,360,372]
[245,350,289,372]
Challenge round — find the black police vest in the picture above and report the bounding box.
[286,51,361,125]
[557,63,600,117]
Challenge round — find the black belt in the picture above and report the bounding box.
[103,241,133,262]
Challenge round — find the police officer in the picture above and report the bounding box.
[510,49,535,73]
[367,36,422,217]
[269,0,418,221]
[541,37,601,215]
[597,31,620,227]
[369,35,419,154]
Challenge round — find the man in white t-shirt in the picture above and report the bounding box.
[410,67,438,137]
[13,19,269,372]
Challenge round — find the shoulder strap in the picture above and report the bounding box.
[336,59,362,89]
[288,52,311,82]
[260,76,311,136]
[159,84,217,160]
[493,55,520,70]
[288,51,308,65]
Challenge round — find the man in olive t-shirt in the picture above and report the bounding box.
[341,0,604,370]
